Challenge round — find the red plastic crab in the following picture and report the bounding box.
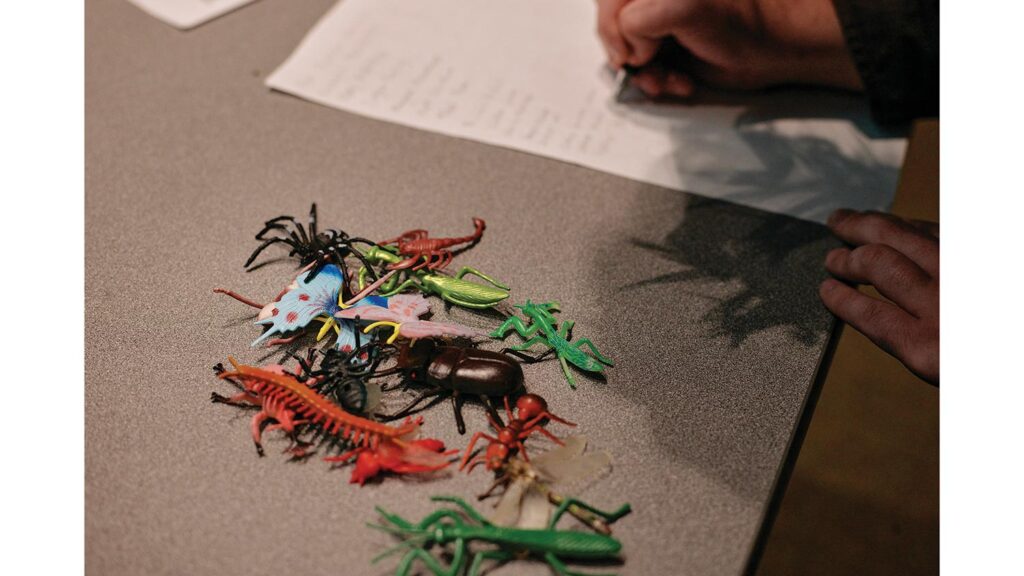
[326,437,458,485]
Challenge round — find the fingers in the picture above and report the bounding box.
[819,279,918,360]
[824,245,934,318]
[618,0,687,67]
[596,0,632,68]
[631,67,695,98]
[909,218,940,238]
[828,210,939,277]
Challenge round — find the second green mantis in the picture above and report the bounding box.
[357,245,511,310]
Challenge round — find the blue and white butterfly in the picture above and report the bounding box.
[252,264,388,352]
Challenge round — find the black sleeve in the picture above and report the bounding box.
[831,0,939,124]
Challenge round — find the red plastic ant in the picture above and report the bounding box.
[459,393,575,472]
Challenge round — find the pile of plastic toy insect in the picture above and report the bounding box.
[210,204,630,575]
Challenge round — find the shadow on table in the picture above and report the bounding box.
[624,195,833,347]
[615,86,903,222]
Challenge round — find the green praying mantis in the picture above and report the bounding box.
[357,245,511,310]
[491,300,614,388]
[370,495,628,576]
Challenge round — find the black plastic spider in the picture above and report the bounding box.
[244,203,380,284]
[290,338,396,414]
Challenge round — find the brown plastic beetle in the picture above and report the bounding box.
[376,339,524,434]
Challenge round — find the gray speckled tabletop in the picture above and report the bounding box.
[85,1,846,574]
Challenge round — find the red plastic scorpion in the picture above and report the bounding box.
[459,393,575,473]
[214,357,455,483]
[379,217,486,271]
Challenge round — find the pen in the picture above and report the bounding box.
[614,65,638,103]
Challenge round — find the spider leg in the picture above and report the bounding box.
[244,237,301,268]
[308,203,318,239]
[345,239,381,281]
[255,217,306,245]
[323,244,351,291]
[303,251,330,283]
[254,216,294,236]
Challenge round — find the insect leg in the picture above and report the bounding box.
[451,392,467,435]
[375,506,415,530]
[375,389,446,422]
[549,497,632,529]
[501,347,556,364]
[452,266,510,290]
[544,552,609,576]
[459,432,500,470]
[415,509,469,530]
[468,549,513,576]
[490,316,539,340]
[524,425,566,447]
[481,397,504,427]
[559,355,577,389]
[376,276,417,296]
[571,338,615,366]
[476,476,507,500]
[509,335,548,352]
[210,391,259,406]
[250,411,270,457]
[429,496,492,525]
[394,547,453,576]
[442,293,502,310]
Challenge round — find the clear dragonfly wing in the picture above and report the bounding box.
[532,436,612,491]
[517,486,552,529]
[488,478,528,527]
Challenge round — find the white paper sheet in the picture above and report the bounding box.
[127,0,257,29]
[267,0,907,223]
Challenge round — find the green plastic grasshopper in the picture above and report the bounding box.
[370,495,629,576]
[490,300,614,388]
[357,245,510,310]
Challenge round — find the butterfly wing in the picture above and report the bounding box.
[398,320,484,340]
[333,302,402,323]
[334,295,390,352]
[387,294,431,321]
[252,265,344,346]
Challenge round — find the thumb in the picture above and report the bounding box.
[618,0,690,66]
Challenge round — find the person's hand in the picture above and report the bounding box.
[596,0,863,97]
[819,210,939,384]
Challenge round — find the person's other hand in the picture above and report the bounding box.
[596,0,863,98]
[819,210,939,384]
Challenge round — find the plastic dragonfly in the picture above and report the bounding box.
[479,435,631,535]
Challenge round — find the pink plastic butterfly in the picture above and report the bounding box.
[334,294,483,343]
